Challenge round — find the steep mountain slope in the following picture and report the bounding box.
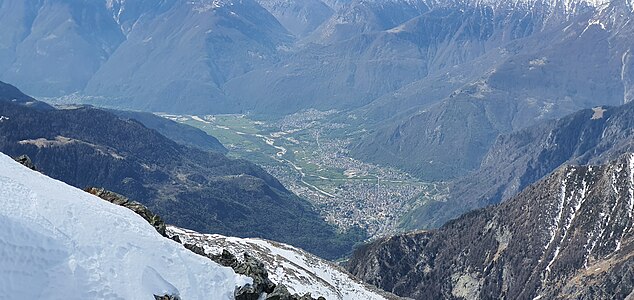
[0,81,53,109]
[352,0,634,180]
[0,152,249,299]
[404,101,634,229]
[83,0,293,113]
[0,82,363,259]
[348,153,634,299]
[0,0,292,113]
[0,0,125,96]
[168,226,398,300]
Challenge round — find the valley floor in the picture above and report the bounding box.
[161,110,448,238]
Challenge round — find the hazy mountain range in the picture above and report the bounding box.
[2,0,633,184]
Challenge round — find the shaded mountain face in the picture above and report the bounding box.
[351,0,634,180]
[348,153,634,300]
[226,0,629,116]
[0,0,125,96]
[0,79,54,110]
[0,82,363,259]
[404,101,634,229]
[227,0,568,115]
[304,0,433,44]
[109,109,228,154]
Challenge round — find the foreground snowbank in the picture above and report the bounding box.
[0,153,249,299]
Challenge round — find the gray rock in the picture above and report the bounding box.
[85,187,167,237]
[154,295,181,300]
[210,249,240,269]
[266,284,292,300]
[234,253,276,294]
[14,155,36,171]
[235,284,259,300]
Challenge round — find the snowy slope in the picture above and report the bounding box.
[168,226,394,300]
[0,153,250,299]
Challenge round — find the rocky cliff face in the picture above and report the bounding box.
[348,153,634,299]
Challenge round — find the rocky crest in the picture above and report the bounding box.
[348,153,634,299]
[168,226,397,300]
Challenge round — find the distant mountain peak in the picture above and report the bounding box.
[189,0,234,12]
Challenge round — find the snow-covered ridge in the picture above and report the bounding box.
[168,226,392,300]
[0,153,249,299]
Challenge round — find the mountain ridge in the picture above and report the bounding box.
[401,100,634,229]
[3,0,629,115]
[348,153,634,299]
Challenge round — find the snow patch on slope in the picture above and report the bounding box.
[189,0,232,12]
[0,153,249,299]
[168,226,389,300]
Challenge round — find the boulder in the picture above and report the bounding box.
[14,155,36,170]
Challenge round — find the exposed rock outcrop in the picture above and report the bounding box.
[183,244,322,300]
[168,227,395,300]
[154,295,181,300]
[13,155,37,171]
[86,187,167,237]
